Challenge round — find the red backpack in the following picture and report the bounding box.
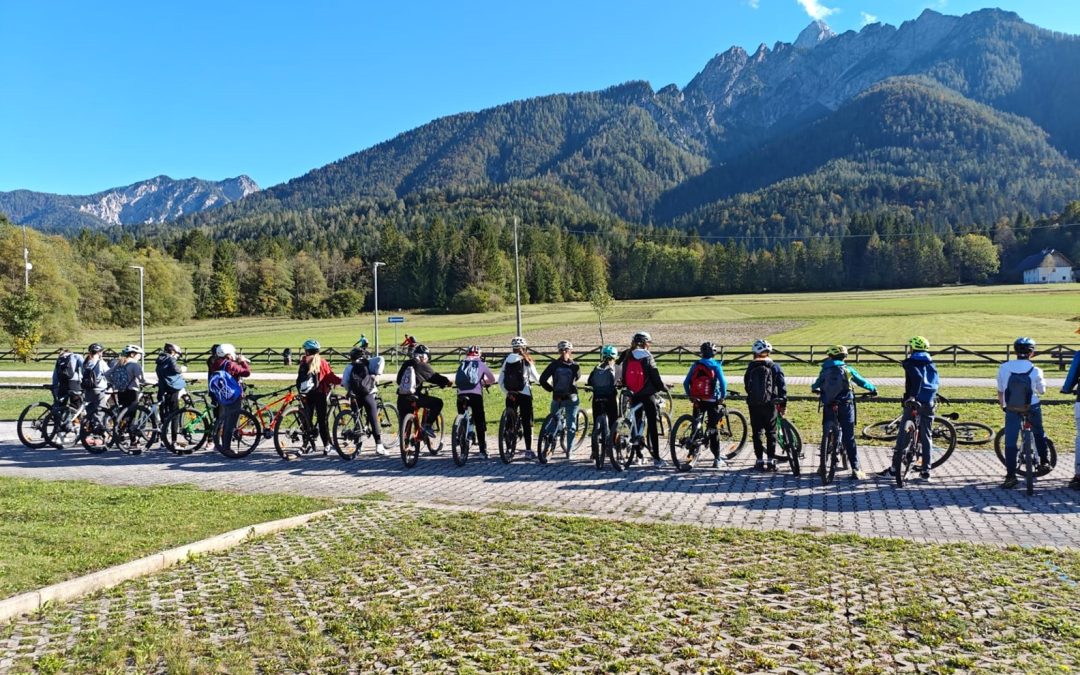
[689,362,716,400]
[624,357,646,393]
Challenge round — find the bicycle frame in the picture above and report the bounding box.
[246,386,298,436]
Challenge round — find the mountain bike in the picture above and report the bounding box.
[670,393,748,471]
[399,385,445,468]
[332,384,400,461]
[819,392,876,486]
[993,420,1057,495]
[537,395,590,464]
[498,392,527,464]
[17,389,88,449]
[861,399,957,469]
[450,385,490,466]
[891,400,931,487]
[274,391,343,461]
[771,401,803,476]
[583,386,618,471]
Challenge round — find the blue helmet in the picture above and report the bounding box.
[601,345,617,359]
[303,339,320,352]
[1013,337,1036,353]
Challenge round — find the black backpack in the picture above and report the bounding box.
[1003,366,1035,413]
[81,359,102,391]
[551,363,575,397]
[503,359,526,392]
[348,358,376,397]
[745,361,775,405]
[55,354,77,387]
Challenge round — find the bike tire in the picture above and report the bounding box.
[127,406,160,452]
[451,414,470,467]
[377,403,399,450]
[331,409,361,460]
[779,418,802,476]
[670,414,703,472]
[80,412,114,454]
[498,408,519,464]
[226,409,261,458]
[929,417,956,469]
[161,407,209,454]
[17,402,53,449]
[573,408,590,453]
[273,406,311,460]
[48,409,83,450]
[424,414,444,455]
[400,414,421,468]
[593,416,608,470]
[1024,434,1035,496]
[718,409,748,460]
[537,413,557,465]
[953,421,994,446]
[993,429,1057,477]
[819,428,838,486]
[611,418,633,471]
[113,405,153,455]
[861,419,900,441]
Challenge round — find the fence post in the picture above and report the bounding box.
[952,345,957,366]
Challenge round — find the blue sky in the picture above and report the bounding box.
[3,0,1079,194]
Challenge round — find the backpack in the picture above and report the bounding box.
[551,364,575,397]
[818,364,851,404]
[298,361,318,395]
[348,359,376,397]
[1003,366,1035,413]
[105,361,131,391]
[502,359,526,393]
[745,361,775,405]
[208,369,242,405]
[55,354,77,384]
[689,362,718,401]
[81,360,102,391]
[456,359,481,390]
[397,365,417,396]
[624,357,646,394]
[589,365,616,397]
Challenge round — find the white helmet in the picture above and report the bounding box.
[123,344,143,356]
[215,343,237,358]
[510,336,528,349]
[752,339,773,355]
[557,340,573,351]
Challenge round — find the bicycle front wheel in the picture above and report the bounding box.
[17,402,53,449]
[593,416,608,470]
[537,413,558,465]
[274,406,311,460]
[953,421,994,446]
[718,410,748,460]
[161,408,209,454]
[400,414,421,468]
[1024,435,1035,496]
[670,414,704,472]
[378,403,399,449]
[819,427,838,485]
[928,417,956,469]
[779,418,802,476]
[451,414,470,467]
[498,409,519,464]
[610,418,633,471]
[424,414,444,455]
[217,409,259,458]
[113,406,153,455]
[331,409,362,460]
[573,408,590,453]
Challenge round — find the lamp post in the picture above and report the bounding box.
[372,261,385,355]
[21,224,31,291]
[129,265,144,355]
[513,216,522,336]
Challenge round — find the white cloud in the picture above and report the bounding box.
[748,0,760,8]
[796,0,837,21]
[860,11,878,25]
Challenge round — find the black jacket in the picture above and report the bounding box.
[396,358,451,391]
[540,359,581,397]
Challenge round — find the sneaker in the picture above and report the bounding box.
[920,470,931,481]
[1001,475,1018,489]
[422,425,436,439]
[1069,475,1080,490]
[374,443,388,456]
[1036,462,1053,477]
[878,466,894,476]
[479,447,489,459]
[712,457,724,469]
[766,460,778,472]
[524,449,537,460]
[850,470,866,480]
[653,457,667,469]
[752,460,765,472]
[322,444,332,456]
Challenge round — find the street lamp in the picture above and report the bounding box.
[372,261,385,355]
[129,265,144,355]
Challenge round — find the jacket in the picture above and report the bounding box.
[587,364,618,398]
[297,355,342,396]
[209,356,252,396]
[396,358,451,393]
[684,358,727,402]
[622,348,665,398]
[455,355,496,396]
[155,353,187,392]
[811,358,876,401]
[902,351,939,405]
[540,359,581,398]
[498,353,541,396]
[1062,351,1080,400]
[81,355,110,394]
[742,358,786,404]
[52,351,84,397]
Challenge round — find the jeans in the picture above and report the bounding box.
[546,394,580,441]
[822,401,860,471]
[1002,404,1048,474]
[894,402,934,473]
[1074,402,1080,476]
[748,403,777,462]
[215,399,242,452]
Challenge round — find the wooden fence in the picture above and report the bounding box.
[8,344,1078,370]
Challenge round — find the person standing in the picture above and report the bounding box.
[295,339,342,456]
[811,345,877,480]
[1062,329,1080,491]
[743,339,787,472]
[997,337,1049,489]
[208,344,251,456]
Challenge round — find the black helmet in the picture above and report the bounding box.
[700,342,716,358]
[164,342,182,355]
[87,343,104,354]
[1013,337,1036,354]
[413,344,430,357]
[349,346,366,361]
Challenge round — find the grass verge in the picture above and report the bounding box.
[0,478,332,598]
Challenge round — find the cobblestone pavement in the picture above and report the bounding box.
[1,430,1077,549]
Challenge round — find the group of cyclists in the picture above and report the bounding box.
[39,328,1080,492]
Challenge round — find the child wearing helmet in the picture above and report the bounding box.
[1062,326,1080,490]
[498,337,541,459]
[295,339,342,457]
[744,339,788,472]
[156,343,189,453]
[997,337,1049,488]
[888,336,940,480]
[587,345,620,459]
[80,343,110,432]
[455,346,497,458]
[811,344,877,479]
[621,331,668,468]
[107,345,147,411]
[540,340,582,459]
[208,343,252,455]
[683,342,729,469]
[396,344,452,439]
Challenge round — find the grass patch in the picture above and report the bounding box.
[0,478,332,597]
[7,503,1079,672]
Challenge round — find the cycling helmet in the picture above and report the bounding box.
[87,343,104,354]
[557,340,573,351]
[216,343,236,358]
[752,339,772,355]
[164,342,182,355]
[349,347,365,361]
[466,345,481,356]
[633,331,652,345]
[1013,337,1036,354]
[302,339,320,352]
[510,336,528,349]
[700,342,716,358]
[124,344,143,356]
[601,345,618,359]
[413,344,430,358]
[908,336,930,352]
[826,344,848,358]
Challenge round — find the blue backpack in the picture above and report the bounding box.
[208,369,242,405]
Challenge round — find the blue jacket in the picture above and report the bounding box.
[811,358,876,401]
[902,351,939,404]
[683,358,727,402]
[1063,351,1080,399]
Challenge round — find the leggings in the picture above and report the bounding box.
[630,392,659,460]
[303,390,332,447]
[352,391,382,444]
[506,394,534,450]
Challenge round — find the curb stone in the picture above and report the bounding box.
[0,507,338,624]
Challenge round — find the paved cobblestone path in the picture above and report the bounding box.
[1,432,1077,549]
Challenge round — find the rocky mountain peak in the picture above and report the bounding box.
[793,20,836,50]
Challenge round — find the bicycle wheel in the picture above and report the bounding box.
[953,421,994,446]
[451,414,471,467]
[400,413,421,468]
[928,417,956,469]
[17,402,53,449]
[894,429,916,488]
[861,418,901,441]
[498,408,519,464]
[657,411,672,440]
[610,418,633,471]
[998,434,1059,478]
[670,414,705,472]
[819,427,838,486]
[717,410,748,460]
[779,418,802,476]
[1024,433,1035,496]
[593,416,608,470]
[573,408,590,453]
[377,403,399,449]
[424,414,444,455]
[331,408,362,460]
[226,410,261,458]
[113,406,152,455]
[161,407,209,454]
[657,388,674,415]
[127,407,160,452]
[80,413,114,454]
[274,406,311,460]
[537,413,558,465]
[48,410,82,449]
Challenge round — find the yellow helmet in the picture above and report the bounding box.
[826,345,848,358]
[908,336,930,351]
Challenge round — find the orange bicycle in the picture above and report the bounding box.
[243,383,300,442]
[399,385,444,468]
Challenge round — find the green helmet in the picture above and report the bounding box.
[908,336,930,351]
[826,344,848,358]
[303,339,320,352]
[601,345,617,359]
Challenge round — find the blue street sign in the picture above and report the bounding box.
[387,316,405,324]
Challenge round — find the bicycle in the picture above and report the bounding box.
[614,388,673,468]
[46,392,89,450]
[891,400,931,487]
[109,384,163,455]
[399,385,445,468]
[537,394,590,464]
[332,383,400,461]
[771,401,803,476]
[670,394,748,472]
[17,389,88,450]
[274,391,344,461]
[451,385,492,466]
[819,392,876,486]
[582,386,618,471]
[993,420,1057,495]
[163,386,260,459]
[498,392,527,464]
[861,397,958,470]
